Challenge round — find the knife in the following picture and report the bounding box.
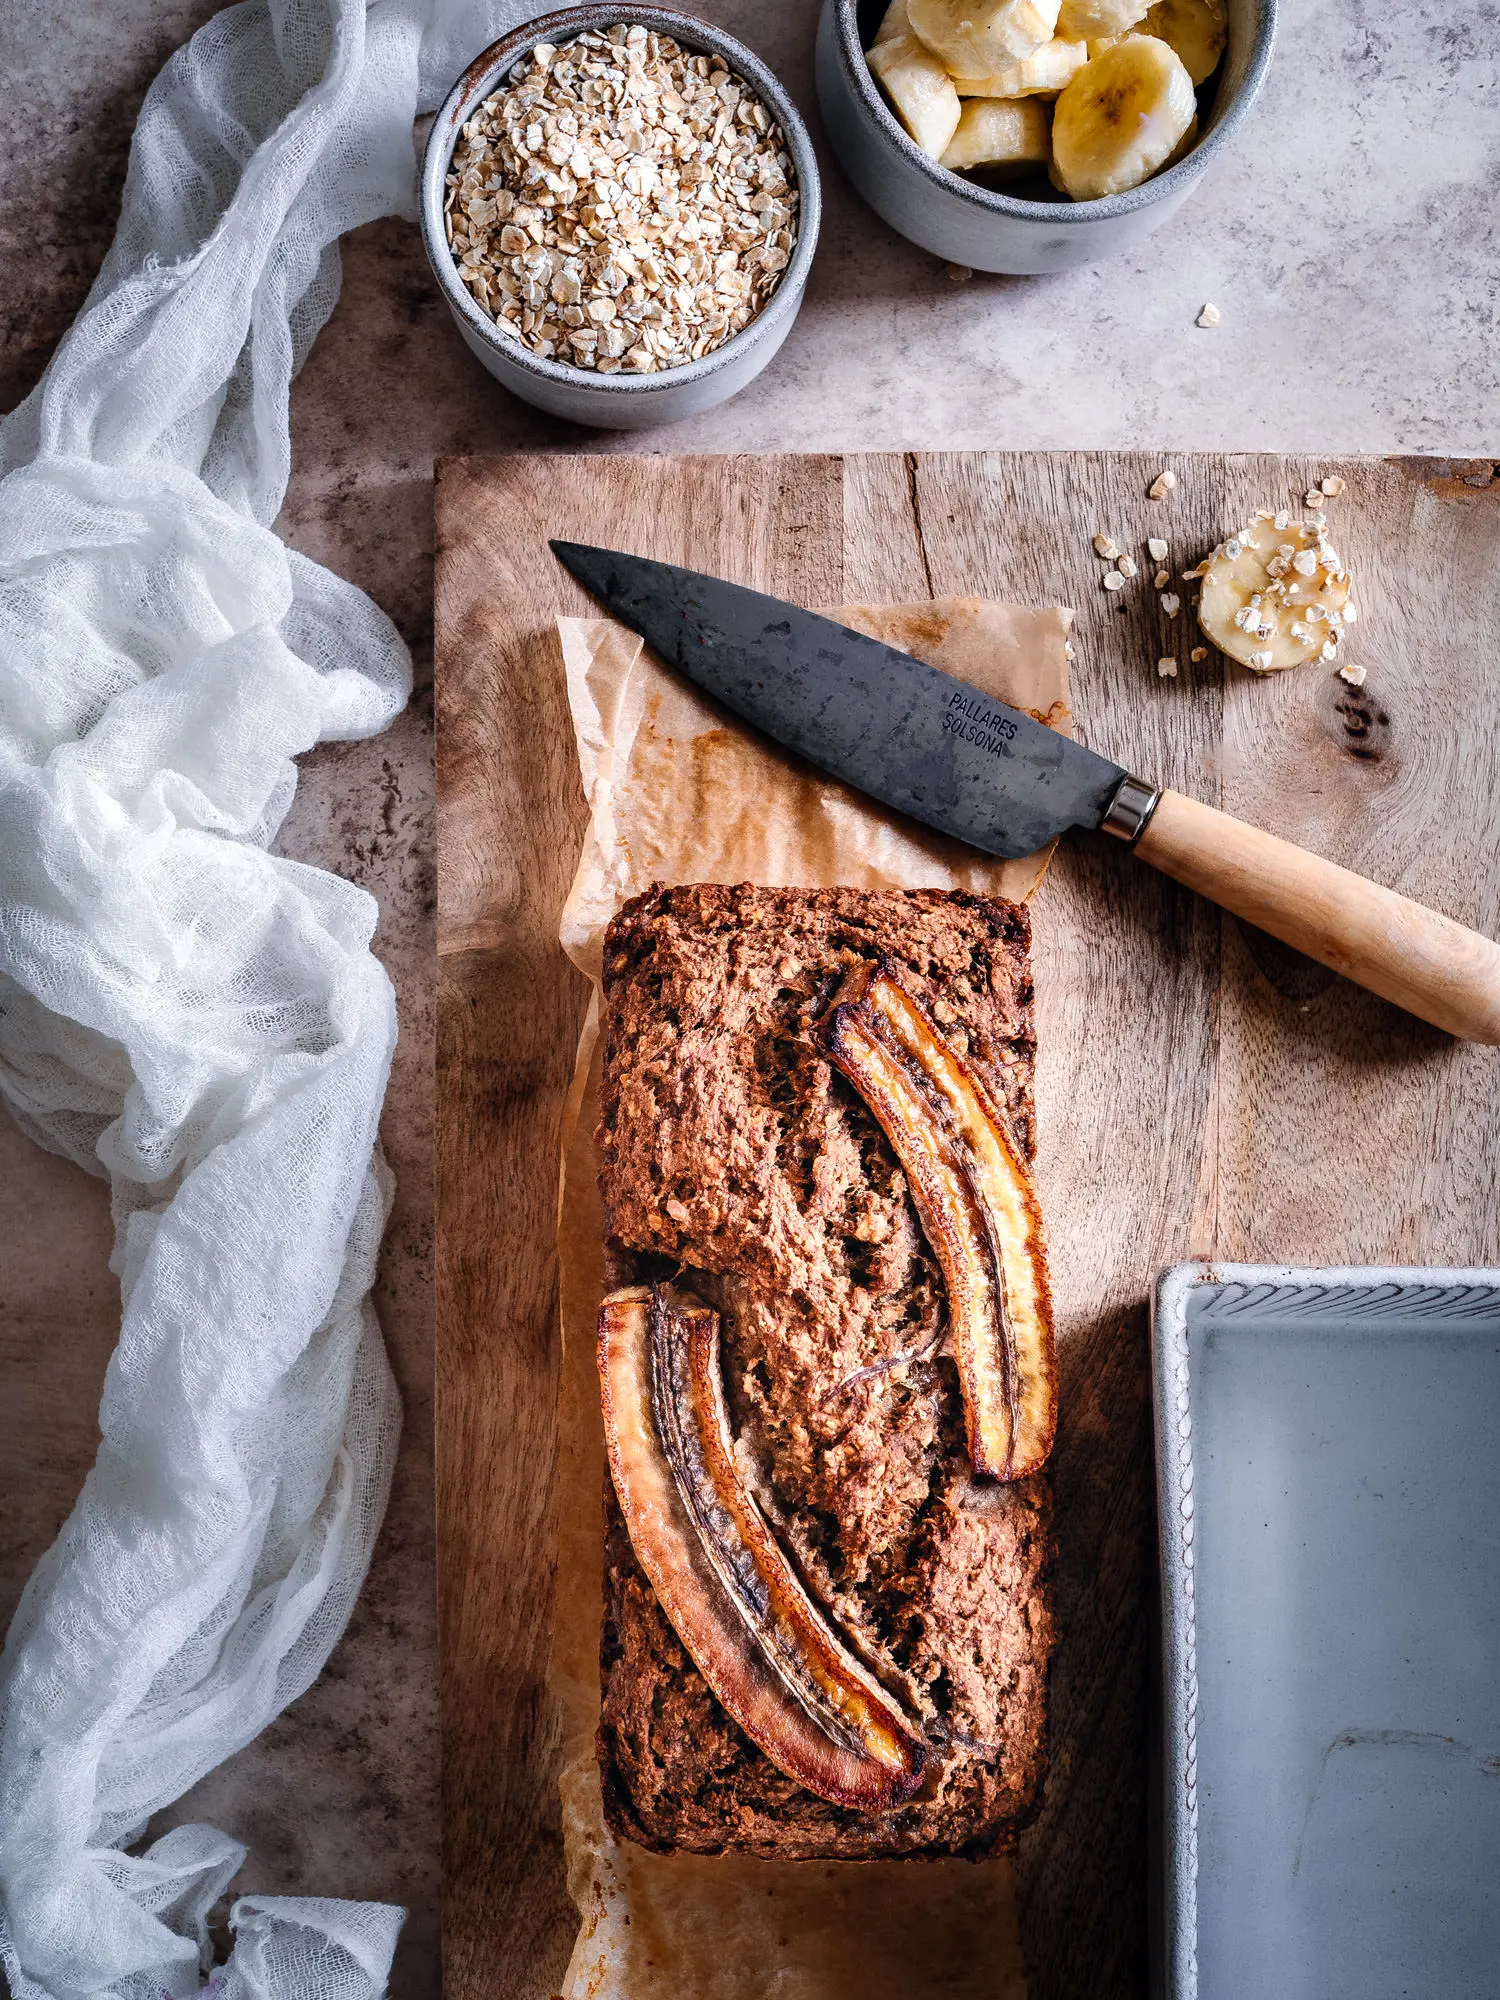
[551,541,1500,1044]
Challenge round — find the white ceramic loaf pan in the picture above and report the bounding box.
[1152,1261,1500,2000]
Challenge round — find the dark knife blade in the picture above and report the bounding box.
[551,541,1130,859]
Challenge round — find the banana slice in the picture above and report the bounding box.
[1142,0,1226,83]
[819,965,1058,1484]
[1165,110,1199,165]
[1056,0,1150,38]
[873,0,912,43]
[1196,514,1353,672]
[954,37,1089,96]
[908,0,1062,78]
[869,30,963,157]
[1051,34,1195,198]
[941,96,1053,170]
[600,1286,928,1808]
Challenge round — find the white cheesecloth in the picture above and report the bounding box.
[0,1,531,1993]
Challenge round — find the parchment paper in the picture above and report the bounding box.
[551,597,1073,2000]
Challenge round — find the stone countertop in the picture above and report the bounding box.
[1,2,1495,1994]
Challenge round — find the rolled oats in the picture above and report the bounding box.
[443,27,799,374]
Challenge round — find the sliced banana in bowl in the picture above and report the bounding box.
[1056,0,1151,37]
[907,0,1064,77]
[941,95,1053,171]
[1142,0,1227,85]
[863,0,1243,204]
[953,36,1090,97]
[826,0,1276,274]
[869,29,963,157]
[1196,514,1353,673]
[1051,34,1197,198]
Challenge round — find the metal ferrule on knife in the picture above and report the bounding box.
[1100,775,1162,843]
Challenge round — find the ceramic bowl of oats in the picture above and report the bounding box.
[421,8,821,428]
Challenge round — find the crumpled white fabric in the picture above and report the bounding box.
[0,1,531,1994]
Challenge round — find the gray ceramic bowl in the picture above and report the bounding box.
[420,7,821,429]
[815,0,1275,274]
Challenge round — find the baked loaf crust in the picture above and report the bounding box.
[596,883,1053,1859]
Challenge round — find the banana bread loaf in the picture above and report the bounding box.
[595,883,1053,1859]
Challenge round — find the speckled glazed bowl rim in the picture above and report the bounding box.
[831,0,1277,227]
[419,5,821,396]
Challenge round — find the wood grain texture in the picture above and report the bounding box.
[435,453,845,2000]
[435,457,590,2000]
[1135,787,1500,1041]
[435,450,1500,2000]
[1211,455,1500,1270]
[885,451,1225,2000]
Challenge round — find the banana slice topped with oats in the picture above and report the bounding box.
[1195,512,1354,673]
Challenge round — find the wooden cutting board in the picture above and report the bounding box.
[434,450,1500,2000]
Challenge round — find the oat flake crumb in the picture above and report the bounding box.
[1190,645,1208,663]
[1117,553,1138,578]
[1196,302,1220,327]
[1320,475,1346,496]
[1161,591,1181,617]
[947,262,973,282]
[1093,533,1120,559]
[1158,656,1179,677]
[1103,569,1126,591]
[1338,661,1367,686]
[1149,469,1178,500]
[1147,536,1169,561]
[443,26,798,374]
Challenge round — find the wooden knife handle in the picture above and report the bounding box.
[1131,788,1500,1044]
